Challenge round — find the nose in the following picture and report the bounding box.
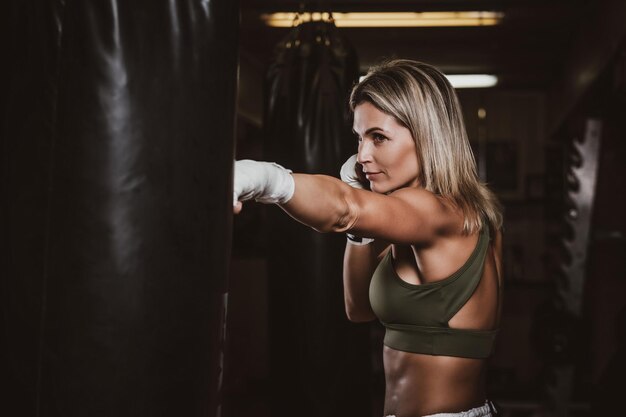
[357,140,373,165]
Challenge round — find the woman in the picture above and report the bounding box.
[234,59,503,417]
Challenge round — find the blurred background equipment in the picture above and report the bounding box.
[263,14,371,417]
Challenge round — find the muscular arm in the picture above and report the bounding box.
[280,173,458,244]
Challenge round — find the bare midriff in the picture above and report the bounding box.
[383,347,486,417]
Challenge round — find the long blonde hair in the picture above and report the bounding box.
[350,59,502,234]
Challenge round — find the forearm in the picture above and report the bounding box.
[280,173,357,233]
[342,242,381,322]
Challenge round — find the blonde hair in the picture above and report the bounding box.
[350,59,503,234]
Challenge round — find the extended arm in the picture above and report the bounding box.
[233,159,458,244]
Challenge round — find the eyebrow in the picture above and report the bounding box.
[352,127,387,136]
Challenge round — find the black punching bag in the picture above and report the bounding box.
[1,1,238,416]
[264,20,371,417]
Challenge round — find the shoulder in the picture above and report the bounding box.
[388,187,445,209]
[388,187,462,232]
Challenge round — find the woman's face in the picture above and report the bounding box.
[353,101,420,194]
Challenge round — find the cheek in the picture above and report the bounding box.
[408,154,419,173]
[398,149,418,173]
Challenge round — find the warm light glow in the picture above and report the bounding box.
[359,74,498,89]
[445,74,498,89]
[261,11,504,28]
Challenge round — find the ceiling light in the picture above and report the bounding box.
[261,11,504,28]
[445,74,498,88]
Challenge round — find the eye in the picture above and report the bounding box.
[372,132,387,143]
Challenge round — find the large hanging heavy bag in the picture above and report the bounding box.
[1,1,238,416]
[263,18,372,417]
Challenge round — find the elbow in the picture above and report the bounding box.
[306,191,357,234]
[345,306,376,323]
[326,190,359,234]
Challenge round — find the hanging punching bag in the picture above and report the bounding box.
[264,19,371,417]
[1,1,238,416]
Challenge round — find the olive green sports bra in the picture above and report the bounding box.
[369,223,498,359]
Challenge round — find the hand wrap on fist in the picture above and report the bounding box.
[339,154,374,246]
[233,160,295,206]
[340,154,365,189]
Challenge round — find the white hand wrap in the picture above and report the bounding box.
[339,154,364,189]
[233,160,295,206]
[339,154,374,245]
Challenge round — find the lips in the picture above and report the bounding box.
[364,171,382,180]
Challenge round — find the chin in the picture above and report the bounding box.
[370,183,393,194]
[371,181,415,194]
